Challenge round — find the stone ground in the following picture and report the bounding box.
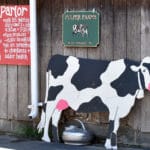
[0,134,149,150]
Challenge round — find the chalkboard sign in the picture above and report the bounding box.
[62,10,100,47]
[0,5,30,65]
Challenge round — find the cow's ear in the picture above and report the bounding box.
[130,65,139,72]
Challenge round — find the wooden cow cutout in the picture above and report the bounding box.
[37,55,150,150]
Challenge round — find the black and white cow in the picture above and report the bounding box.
[37,54,150,150]
[72,24,88,37]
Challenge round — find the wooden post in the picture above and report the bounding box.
[141,0,150,132]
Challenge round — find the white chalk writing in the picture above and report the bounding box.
[0,6,28,18]
[65,14,97,21]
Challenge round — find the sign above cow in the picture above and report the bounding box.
[62,10,100,47]
[0,5,30,65]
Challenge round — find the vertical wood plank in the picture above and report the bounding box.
[17,0,29,120]
[100,0,114,60]
[7,66,18,120]
[113,0,127,59]
[127,0,142,129]
[87,0,109,133]
[98,0,114,122]
[38,0,52,102]
[73,0,88,58]
[63,0,76,56]
[51,0,64,55]
[18,67,29,120]
[7,0,18,120]
[140,0,150,132]
[52,0,63,31]
[141,1,150,58]
[51,30,63,55]
[86,0,101,123]
[87,0,101,60]
[0,0,8,119]
[61,0,76,120]
[126,0,141,60]
[19,0,29,4]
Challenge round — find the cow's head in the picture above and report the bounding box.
[130,57,150,91]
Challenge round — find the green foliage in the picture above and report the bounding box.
[16,125,43,140]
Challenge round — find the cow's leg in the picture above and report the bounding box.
[41,101,55,142]
[37,108,46,133]
[51,99,69,142]
[52,109,62,142]
[37,72,49,132]
[111,117,120,150]
[105,107,119,150]
[105,120,115,149]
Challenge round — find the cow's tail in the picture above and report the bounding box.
[37,102,47,133]
[28,70,49,119]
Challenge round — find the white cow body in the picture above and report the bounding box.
[37,55,150,150]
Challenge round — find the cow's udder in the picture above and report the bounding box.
[56,99,69,111]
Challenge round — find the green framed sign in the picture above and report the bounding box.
[62,10,100,47]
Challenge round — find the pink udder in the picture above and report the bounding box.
[148,83,150,91]
[56,99,69,111]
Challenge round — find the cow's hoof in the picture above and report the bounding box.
[104,139,112,149]
[37,122,44,133]
[112,146,118,150]
[42,136,51,143]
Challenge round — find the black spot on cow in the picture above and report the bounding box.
[139,69,145,89]
[71,58,110,90]
[107,120,114,138]
[143,63,150,72]
[77,96,109,112]
[52,125,59,142]
[48,85,63,101]
[111,133,117,146]
[47,55,68,78]
[111,59,141,97]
